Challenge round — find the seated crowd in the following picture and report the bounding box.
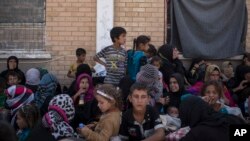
[0,27,249,141]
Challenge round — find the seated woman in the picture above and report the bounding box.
[0,56,26,85]
[179,95,245,141]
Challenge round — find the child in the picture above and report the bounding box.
[16,104,40,141]
[72,73,94,105]
[93,27,127,86]
[119,83,165,141]
[201,80,242,117]
[67,48,87,78]
[146,44,157,62]
[25,68,40,93]
[0,77,6,109]
[0,121,18,141]
[127,35,150,81]
[160,106,181,132]
[6,71,21,88]
[27,94,75,141]
[150,56,163,82]
[77,84,122,141]
[5,85,34,126]
[136,64,163,108]
[167,106,179,118]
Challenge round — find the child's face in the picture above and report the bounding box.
[204,85,219,104]
[245,72,250,82]
[168,107,179,118]
[16,112,28,129]
[77,54,86,62]
[129,89,149,112]
[153,61,161,69]
[95,94,113,113]
[79,78,89,93]
[223,65,233,78]
[209,70,220,81]
[172,48,179,60]
[139,43,149,52]
[8,59,17,70]
[169,77,180,92]
[115,33,126,45]
[7,75,19,85]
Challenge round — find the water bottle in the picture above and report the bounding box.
[78,94,84,106]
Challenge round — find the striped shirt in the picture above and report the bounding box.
[95,45,127,85]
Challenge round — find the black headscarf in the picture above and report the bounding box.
[158,44,174,62]
[75,64,92,78]
[180,95,245,128]
[7,56,19,70]
[169,73,185,93]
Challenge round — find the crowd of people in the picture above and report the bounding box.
[0,26,249,141]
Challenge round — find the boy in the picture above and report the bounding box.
[119,83,165,141]
[67,48,86,78]
[93,27,127,86]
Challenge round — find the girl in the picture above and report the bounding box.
[72,73,94,105]
[201,81,242,117]
[16,104,40,141]
[187,64,236,106]
[5,85,34,126]
[77,84,122,141]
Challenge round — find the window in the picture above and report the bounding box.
[0,0,46,52]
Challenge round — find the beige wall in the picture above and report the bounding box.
[45,0,165,86]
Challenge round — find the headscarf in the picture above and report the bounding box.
[158,44,174,62]
[5,85,34,125]
[36,67,49,79]
[75,73,94,102]
[7,56,19,70]
[136,64,163,102]
[75,64,92,78]
[180,95,244,128]
[35,73,58,108]
[204,64,221,82]
[136,64,159,84]
[168,73,186,108]
[169,73,185,93]
[42,94,75,140]
[25,68,40,86]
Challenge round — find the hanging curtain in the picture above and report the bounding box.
[170,0,247,59]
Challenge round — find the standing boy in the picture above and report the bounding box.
[67,48,87,78]
[93,27,127,86]
[119,83,165,141]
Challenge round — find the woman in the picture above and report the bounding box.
[27,94,75,141]
[179,95,245,141]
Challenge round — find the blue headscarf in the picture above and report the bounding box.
[35,73,58,108]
